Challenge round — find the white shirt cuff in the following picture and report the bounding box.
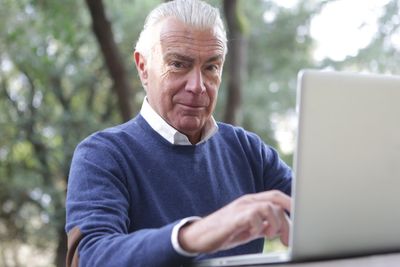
[171,216,202,257]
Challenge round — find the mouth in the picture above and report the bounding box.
[177,103,206,110]
[176,103,208,116]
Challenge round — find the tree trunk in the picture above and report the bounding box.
[223,0,248,125]
[55,226,67,267]
[85,0,135,122]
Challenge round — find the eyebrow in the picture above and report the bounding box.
[206,55,224,63]
[164,53,194,63]
[163,53,224,64]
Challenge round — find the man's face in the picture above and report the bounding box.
[135,17,225,143]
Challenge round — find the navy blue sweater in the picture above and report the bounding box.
[66,115,292,267]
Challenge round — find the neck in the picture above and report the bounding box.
[186,131,202,145]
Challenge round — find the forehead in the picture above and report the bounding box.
[155,17,225,59]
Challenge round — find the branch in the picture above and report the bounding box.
[50,74,70,111]
[12,65,52,186]
[85,0,135,122]
[100,86,115,122]
[1,78,23,118]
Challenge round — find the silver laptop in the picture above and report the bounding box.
[192,70,400,266]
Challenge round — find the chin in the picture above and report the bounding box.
[177,121,204,134]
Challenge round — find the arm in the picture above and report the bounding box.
[65,138,193,267]
[177,131,292,254]
[262,144,292,196]
[178,190,291,253]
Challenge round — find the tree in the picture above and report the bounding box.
[0,0,115,264]
[319,0,400,73]
[85,0,137,122]
[0,0,149,265]
[222,0,248,125]
[236,0,325,164]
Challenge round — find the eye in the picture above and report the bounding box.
[170,61,185,69]
[205,64,219,72]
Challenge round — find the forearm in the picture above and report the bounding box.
[178,191,292,254]
[66,141,195,267]
[70,223,193,267]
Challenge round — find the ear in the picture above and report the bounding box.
[134,51,148,88]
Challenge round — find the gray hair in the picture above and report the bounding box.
[135,0,227,58]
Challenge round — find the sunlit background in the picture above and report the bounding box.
[268,0,400,155]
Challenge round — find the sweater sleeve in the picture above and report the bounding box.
[65,136,193,267]
[221,124,292,197]
[261,143,292,196]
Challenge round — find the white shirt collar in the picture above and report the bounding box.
[140,97,218,145]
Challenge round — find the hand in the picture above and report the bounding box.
[178,190,291,253]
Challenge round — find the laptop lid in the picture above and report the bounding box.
[290,70,400,261]
[193,70,400,266]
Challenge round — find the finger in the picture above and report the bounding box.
[252,190,291,212]
[194,203,268,252]
[261,203,282,239]
[229,203,280,243]
[218,207,267,250]
[238,204,270,237]
[279,213,291,246]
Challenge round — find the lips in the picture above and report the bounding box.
[177,103,207,112]
[175,97,208,109]
[173,95,209,111]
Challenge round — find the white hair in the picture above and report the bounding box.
[135,0,227,58]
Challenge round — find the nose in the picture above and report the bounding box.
[185,67,206,94]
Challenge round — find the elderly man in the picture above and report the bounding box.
[65,0,292,266]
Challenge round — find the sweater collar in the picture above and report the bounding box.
[140,97,218,145]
